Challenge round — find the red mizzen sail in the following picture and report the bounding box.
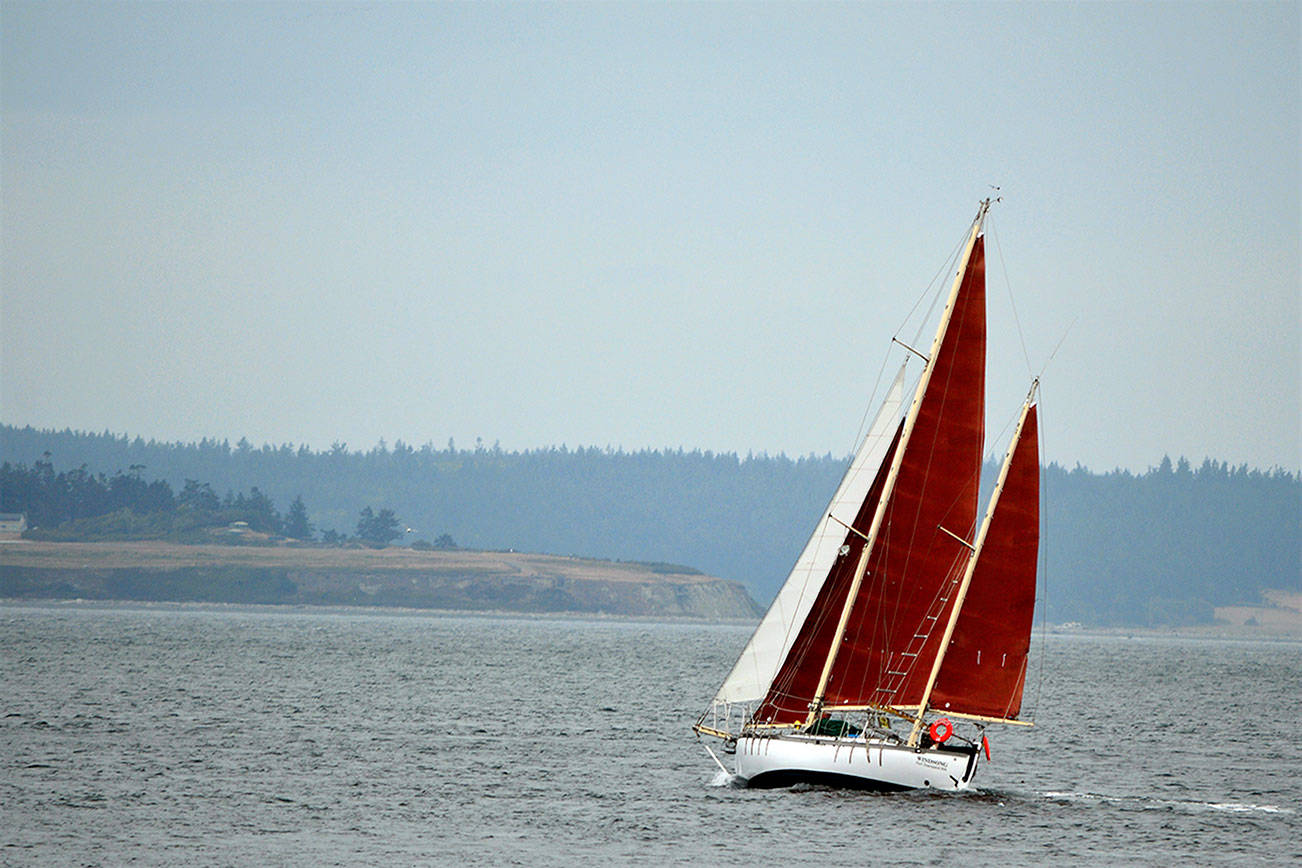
[930,403,1039,719]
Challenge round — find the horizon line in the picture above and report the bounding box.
[2,420,1299,478]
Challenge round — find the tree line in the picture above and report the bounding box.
[0,455,414,547]
[0,424,1297,626]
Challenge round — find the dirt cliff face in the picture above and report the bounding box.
[278,567,761,617]
[0,542,762,620]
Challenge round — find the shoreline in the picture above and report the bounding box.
[0,596,762,625]
[2,597,1299,642]
[1044,624,1301,644]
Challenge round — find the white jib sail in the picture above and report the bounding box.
[711,363,909,707]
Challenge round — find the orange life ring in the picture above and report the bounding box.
[928,718,953,743]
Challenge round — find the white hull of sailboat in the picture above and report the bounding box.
[735,733,979,792]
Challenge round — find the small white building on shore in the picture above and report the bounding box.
[0,513,28,538]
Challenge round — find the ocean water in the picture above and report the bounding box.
[2,604,1298,866]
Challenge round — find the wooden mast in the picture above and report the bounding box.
[803,200,992,728]
[906,380,1039,746]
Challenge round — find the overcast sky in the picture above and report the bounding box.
[3,1,1298,472]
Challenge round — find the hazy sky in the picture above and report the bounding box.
[3,1,1298,472]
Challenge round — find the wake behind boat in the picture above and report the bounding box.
[694,200,1041,791]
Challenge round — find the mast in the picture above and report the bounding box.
[804,199,993,726]
[906,381,1039,746]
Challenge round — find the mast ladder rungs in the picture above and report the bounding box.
[886,669,908,677]
[900,651,919,657]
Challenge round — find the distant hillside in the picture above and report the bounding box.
[0,541,762,619]
[2,424,1298,627]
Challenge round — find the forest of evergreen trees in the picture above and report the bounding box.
[0,454,402,547]
[1,423,1297,626]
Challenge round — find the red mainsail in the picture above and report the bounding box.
[752,235,988,721]
[822,235,987,709]
[930,403,1040,720]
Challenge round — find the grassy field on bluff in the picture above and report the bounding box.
[0,541,761,619]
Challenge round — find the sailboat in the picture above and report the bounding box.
[693,199,1040,791]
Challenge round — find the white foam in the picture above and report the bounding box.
[1041,791,1292,816]
[1204,802,1289,815]
[709,770,740,788]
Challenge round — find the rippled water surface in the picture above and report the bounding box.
[2,604,1298,866]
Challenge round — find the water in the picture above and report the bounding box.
[2,603,1298,866]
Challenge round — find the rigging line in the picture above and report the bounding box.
[1030,381,1050,724]
[1037,318,1077,383]
[776,522,847,658]
[894,230,967,348]
[764,539,856,713]
[988,214,1035,378]
[851,514,891,702]
[909,238,967,350]
[839,499,896,703]
[784,492,881,674]
[849,346,899,461]
[1001,657,1029,723]
[899,203,988,359]
[984,399,1027,473]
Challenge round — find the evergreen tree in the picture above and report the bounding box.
[284,495,313,541]
[234,486,282,534]
[179,479,220,513]
[356,506,401,546]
